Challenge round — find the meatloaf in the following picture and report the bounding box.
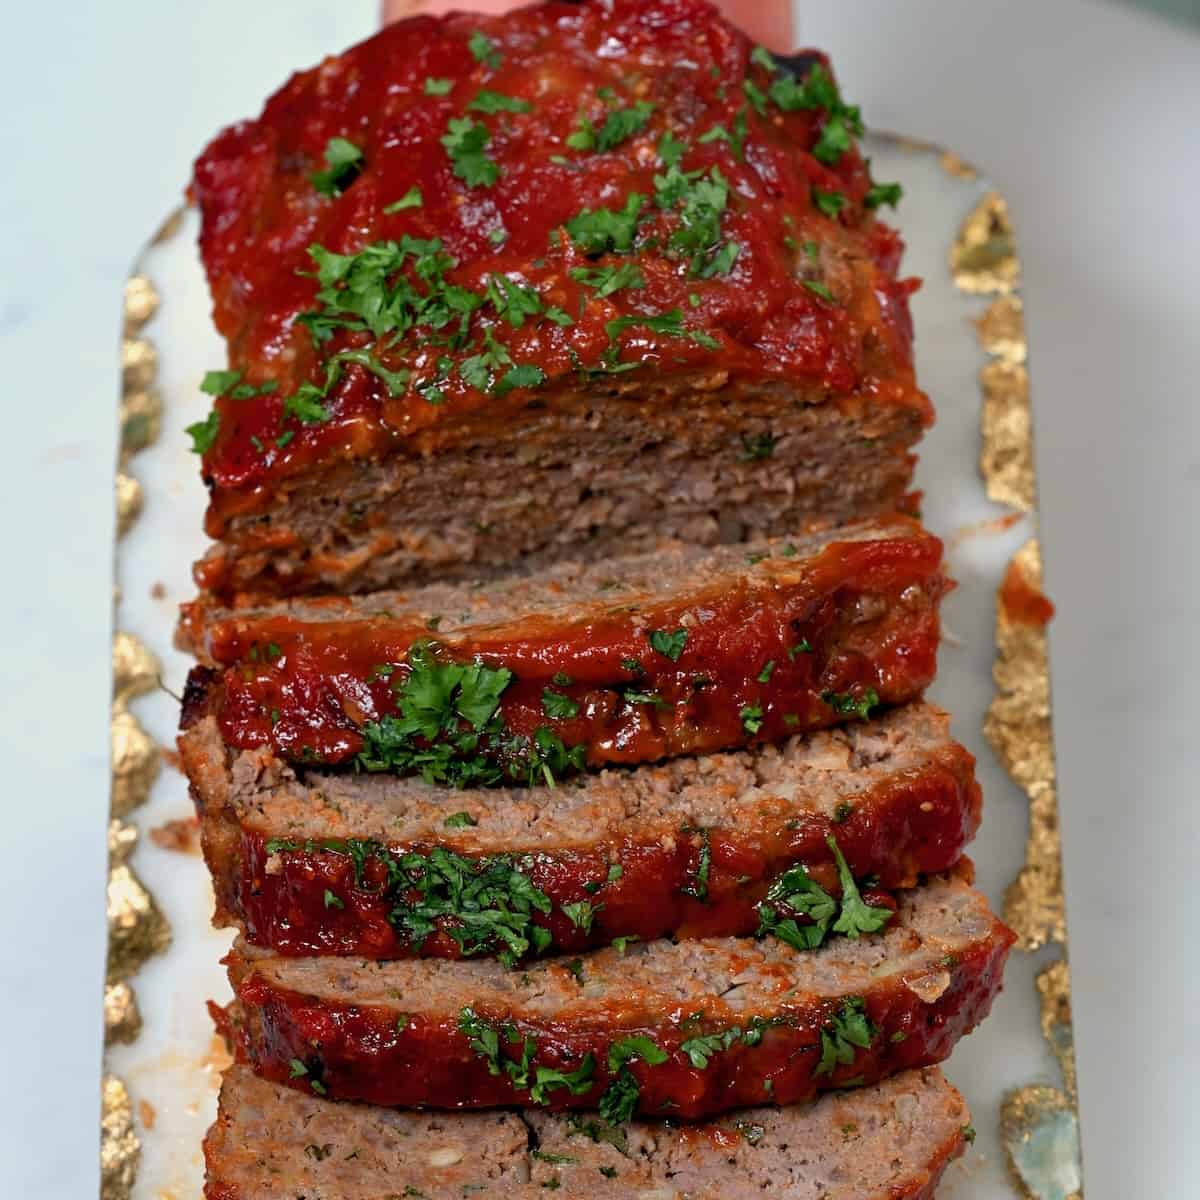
[180,519,947,787]
[205,1064,969,1199]
[184,701,980,960]
[188,0,929,601]
[224,871,1012,1119]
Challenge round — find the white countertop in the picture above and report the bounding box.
[0,2,1197,1196]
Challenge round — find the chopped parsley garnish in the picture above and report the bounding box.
[815,997,877,1076]
[742,78,768,115]
[565,194,646,255]
[185,410,220,454]
[424,76,453,96]
[767,63,864,164]
[822,688,880,720]
[750,45,778,73]
[469,90,532,115]
[654,166,737,277]
[739,432,777,460]
[648,628,688,661]
[827,835,893,938]
[567,101,654,153]
[310,136,364,196]
[289,1058,308,1078]
[813,191,847,223]
[803,280,835,302]
[606,310,719,351]
[787,638,813,659]
[200,369,241,395]
[323,889,344,910]
[531,1151,577,1165]
[757,661,776,683]
[562,899,598,934]
[541,688,579,720]
[495,364,547,396]
[697,107,748,160]
[485,274,544,327]
[755,835,891,952]
[962,1124,977,1145]
[530,1056,596,1105]
[657,130,686,169]
[597,1069,641,1124]
[865,181,904,209]
[740,705,764,734]
[442,117,499,188]
[608,1036,668,1072]
[680,1029,741,1069]
[443,811,477,828]
[569,262,646,298]
[468,30,501,69]
[383,187,424,213]
[354,641,581,788]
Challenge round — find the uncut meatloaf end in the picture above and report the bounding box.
[205,1063,969,1200]
[224,872,1013,1117]
[181,700,982,959]
[189,0,931,602]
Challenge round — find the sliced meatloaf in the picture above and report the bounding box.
[205,1064,969,1199]
[180,519,947,788]
[184,701,980,960]
[224,871,1012,1119]
[189,0,929,601]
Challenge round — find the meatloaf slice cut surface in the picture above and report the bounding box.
[225,872,1012,1119]
[205,1064,969,1200]
[188,0,929,601]
[183,702,980,960]
[180,518,947,786]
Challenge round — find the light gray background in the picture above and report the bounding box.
[0,2,1197,1196]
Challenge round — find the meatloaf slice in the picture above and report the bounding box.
[180,518,947,786]
[205,1064,969,1200]
[225,872,1012,1119]
[183,701,980,960]
[189,0,929,601]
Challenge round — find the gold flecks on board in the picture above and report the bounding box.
[122,276,158,335]
[976,295,1027,364]
[122,338,158,395]
[986,540,1065,950]
[110,707,160,818]
[107,820,172,985]
[940,149,979,180]
[104,982,143,1046]
[980,359,1035,512]
[952,191,1020,294]
[115,472,143,538]
[1038,958,1077,1103]
[1001,1085,1083,1200]
[119,385,163,459]
[100,1074,141,1200]
[112,632,160,706]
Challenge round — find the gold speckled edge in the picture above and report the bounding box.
[950,187,1083,1194]
[101,268,176,1199]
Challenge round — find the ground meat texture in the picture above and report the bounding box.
[180,519,948,783]
[224,872,1013,1118]
[205,1064,969,1199]
[188,0,929,601]
[182,702,981,959]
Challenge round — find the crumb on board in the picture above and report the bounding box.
[149,816,201,855]
[138,1098,157,1130]
[151,581,168,599]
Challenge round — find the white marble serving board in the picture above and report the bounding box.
[107,136,1067,1199]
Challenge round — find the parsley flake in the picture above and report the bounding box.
[310,137,364,197]
[383,187,423,213]
[468,30,501,69]
[648,628,688,661]
[185,411,220,455]
[424,77,453,96]
[541,689,580,720]
[442,117,499,188]
[469,90,532,115]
